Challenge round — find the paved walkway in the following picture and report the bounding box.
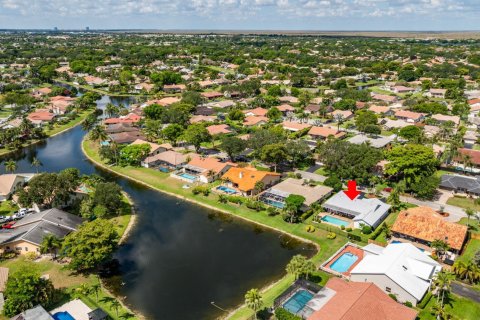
[452,282,480,303]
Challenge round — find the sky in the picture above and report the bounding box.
[0,0,479,31]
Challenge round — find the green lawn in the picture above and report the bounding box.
[110,194,134,238]
[314,167,329,176]
[83,139,349,320]
[0,200,18,216]
[0,257,137,320]
[417,293,480,320]
[457,239,480,264]
[446,196,480,211]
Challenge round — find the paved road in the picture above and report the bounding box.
[452,282,480,303]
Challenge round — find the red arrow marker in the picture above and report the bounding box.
[344,180,361,200]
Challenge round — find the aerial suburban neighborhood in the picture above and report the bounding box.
[0,4,480,320]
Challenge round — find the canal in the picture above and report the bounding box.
[0,99,315,319]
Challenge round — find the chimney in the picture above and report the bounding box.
[239,171,243,179]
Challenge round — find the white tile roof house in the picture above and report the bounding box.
[322,192,391,228]
[350,243,441,305]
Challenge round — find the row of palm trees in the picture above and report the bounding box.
[1,157,42,173]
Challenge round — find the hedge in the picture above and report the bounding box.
[417,292,433,309]
[274,308,302,320]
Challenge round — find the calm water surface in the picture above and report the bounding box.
[0,98,315,320]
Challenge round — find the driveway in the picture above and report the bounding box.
[452,282,480,303]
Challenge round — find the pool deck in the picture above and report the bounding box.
[50,299,92,320]
[322,244,364,277]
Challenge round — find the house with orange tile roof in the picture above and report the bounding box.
[27,109,56,126]
[282,121,311,132]
[221,167,280,196]
[394,110,425,123]
[308,126,345,140]
[130,139,165,156]
[163,84,186,92]
[276,104,295,114]
[32,87,52,98]
[206,124,232,136]
[201,91,223,100]
[243,107,268,117]
[104,113,141,125]
[431,114,460,126]
[456,148,480,167]
[368,105,393,116]
[391,206,467,253]
[329,110,353,121]
[307,278,417,320]
[243,116,268,127]
[177,157,233,183]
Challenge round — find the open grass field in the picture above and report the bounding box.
[446,196,480,211]
[417,293,480,320]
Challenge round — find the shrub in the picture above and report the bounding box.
[267,207,279,216]
[340,225,345,230]
[306,225,315,233]
[388,293,397,301]
[218,194,228,203]
[227,196,244,205]
[327,232,336,239]
[346,227,352,232]
[362,225,372,235]
[246,200,264,211]
[192,185,210,196]
[417,292,432,309]
[299,209,314,222]
[25,252,38,261]
[404,301,413,308]
[348,233,362,241]
[275,308,302,320]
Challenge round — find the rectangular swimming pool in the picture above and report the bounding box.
[179,173,197,181]
[321,215,349,227]
[283,289,314,314]
[216,186,237,194]
[329,252,359,273]
[263,198,285,209]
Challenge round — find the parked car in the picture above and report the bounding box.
[12,211,27,220]
[2,221,15,229]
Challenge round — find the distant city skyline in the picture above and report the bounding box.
[0,0,479,31]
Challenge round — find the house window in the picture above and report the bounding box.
[15,247,21,251]
[386,287,391,293]
[25,247,28,251]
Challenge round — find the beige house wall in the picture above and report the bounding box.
[0,240,40,255]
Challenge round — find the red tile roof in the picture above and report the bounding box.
[458,148,480,165]
[308,278,418,320]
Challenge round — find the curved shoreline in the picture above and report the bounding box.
[81,137,321,320]
[81,137,318,249]
[0,109,94,158]
[118,191,137,245]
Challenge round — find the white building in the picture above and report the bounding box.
[350,243,441,306]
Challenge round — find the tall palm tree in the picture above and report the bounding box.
[40,234,62,259]
[75,283,91,297]
[244,288,263,320]
[4,160,17,173]
[434,271,454,308]
[302,259,316,280]
[453,261,480,284]
[110,300,121,318]
[105,103,119,118]
[31,157,42,173]
[286,255,304,280]
[253,181,265,198]
[90,283,101,302]
[89,125,108,142]
[464,208,476,229]
[430,239,449,260]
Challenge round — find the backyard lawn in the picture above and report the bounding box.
[418,293,480,320]
[0,257,137,320]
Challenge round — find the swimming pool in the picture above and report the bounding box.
[52,312,75,320]
[329,252,359,273]
[283,289,314,314]
[321,215,349,227]
[216,186,237,194]
[263,198,285,209]
[178,173,197,181]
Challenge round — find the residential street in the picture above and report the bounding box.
[452,282,480,303]
[399,195,467,222]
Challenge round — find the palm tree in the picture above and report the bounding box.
[302,259,316,280]
[90,283,101,302]
[89,125,108,142]
[434,271,454,308]
[464,208,476,229]
[286,255,305,280]
[453,261,480,284]
[75,284,91,297]
[31,157,42,173]
[244,288,263,320]
[4,160,17,173]
[430,239,449,260]
[40,234,62,259]
[334,114,344,131]
[253,181,264,198]
[110,299,121,318]
[105,103,119,118]
[432,302,448,320]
